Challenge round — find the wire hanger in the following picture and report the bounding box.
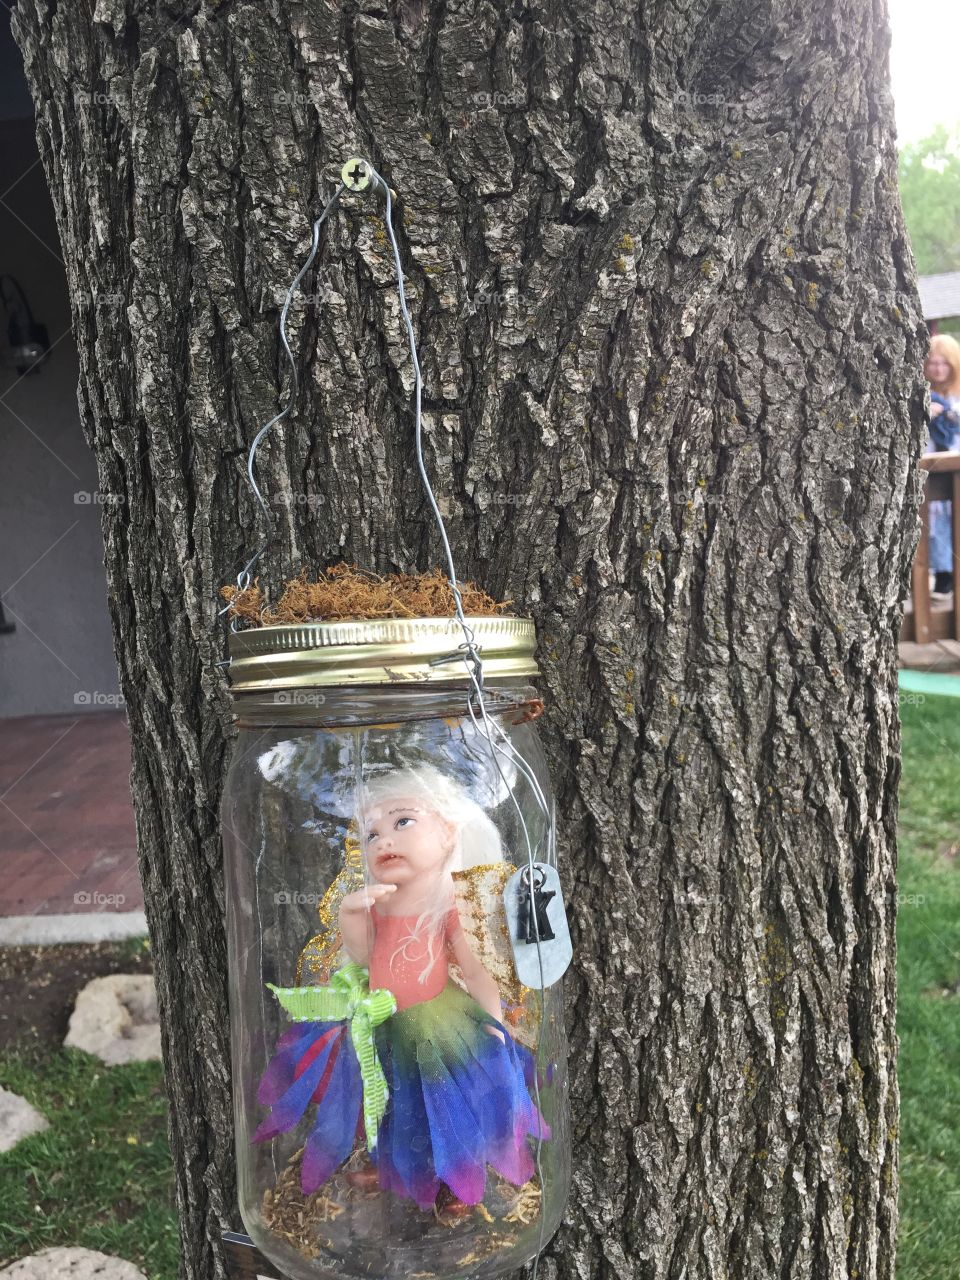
[221,156,555,1276]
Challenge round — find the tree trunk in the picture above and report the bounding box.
[13,1,925,1277]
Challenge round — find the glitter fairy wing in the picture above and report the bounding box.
[449,861,541,1049]
[296,826,365,985]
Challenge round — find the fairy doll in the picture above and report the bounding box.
[252,765,549,1212]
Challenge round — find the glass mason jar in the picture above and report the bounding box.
[221,616,570,1280]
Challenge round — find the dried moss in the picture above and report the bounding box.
[220,562,513,627]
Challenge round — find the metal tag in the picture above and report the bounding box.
[222,1232,284,1279]
[503,862,572,989]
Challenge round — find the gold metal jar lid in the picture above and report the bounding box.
[226,615,539,692]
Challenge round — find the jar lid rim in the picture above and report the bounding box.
[225,614,541,691]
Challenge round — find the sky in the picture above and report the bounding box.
[889,0,960,144]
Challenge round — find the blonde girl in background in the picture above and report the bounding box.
[924,334,960,596]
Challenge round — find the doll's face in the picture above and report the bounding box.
[361,795,457,887]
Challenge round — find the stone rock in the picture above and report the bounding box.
[0,1248,147,1279]
[0,1087,48,1153]
[64,974,161,1066]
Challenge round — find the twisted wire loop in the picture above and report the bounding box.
[218,183,346,628]
[221,158,554,1276]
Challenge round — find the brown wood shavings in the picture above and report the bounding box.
[261,1147,342,1258]
[503,1179,542,1225]
[260,1145,541,1263]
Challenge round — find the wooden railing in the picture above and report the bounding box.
[905,450,960,644]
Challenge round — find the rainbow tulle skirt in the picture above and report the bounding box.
[253,981,549,1210]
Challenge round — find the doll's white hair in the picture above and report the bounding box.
[357,765,503,982]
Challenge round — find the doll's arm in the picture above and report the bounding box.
[338,884,396,966]
[449,922,504,1035]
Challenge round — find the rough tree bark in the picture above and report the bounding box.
[14,1,925,1277]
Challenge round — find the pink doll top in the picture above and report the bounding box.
[368,904,461,1011]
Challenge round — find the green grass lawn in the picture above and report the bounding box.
[897,691,960,1279]
[0,1047,177,1277]
[0,936,177,1278]
[0,699,955,1278]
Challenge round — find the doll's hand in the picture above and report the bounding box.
[340,884,397,915]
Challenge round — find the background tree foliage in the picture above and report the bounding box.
[899,125,960,278]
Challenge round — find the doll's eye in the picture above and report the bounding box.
[365,828,378,843]
[395,816,414,829]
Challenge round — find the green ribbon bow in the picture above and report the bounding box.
[267,961,397,1150]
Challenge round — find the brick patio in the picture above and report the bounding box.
[0,711,141,917]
